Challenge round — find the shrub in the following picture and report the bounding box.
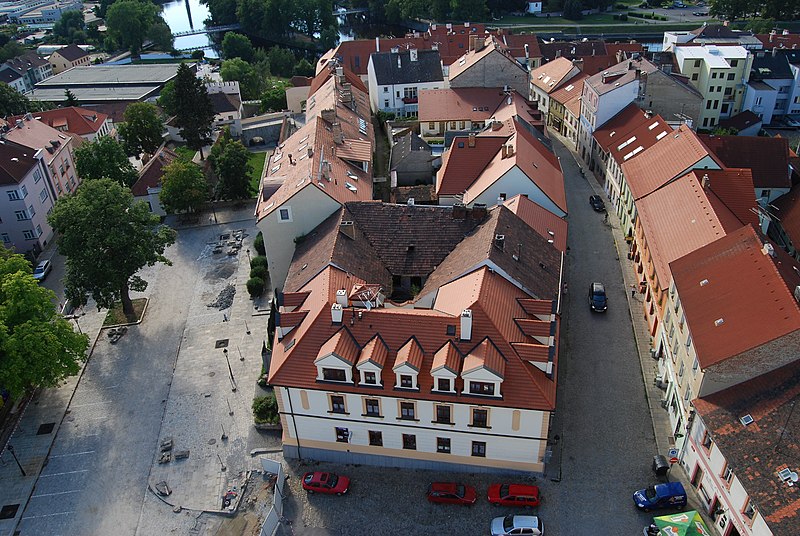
[250,255,268,269]
[620,13,628,20]
[250,265,268,281]
[254,231,266,256]
[247,277,265,297]
[252,393,279,424]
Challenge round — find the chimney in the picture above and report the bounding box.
[452,203,467,219]
[491,120,503,131]
[783,29,790,36]
[635,68,642,80]
[307,146,314,158]
[468,132,476,147]
[375,36,380,52]
[762,242,776,257]
[628,61,633,70]
[24,112,32,121]
[556,49,562,58]
[332,123,343,144]
[331,303,343,323]
[288,153,294,165]
[407,197,415,206]
[501,144,515,159]
[460,309,472,341]
[398,55,402,69]
[701,173,710,189]
[340,220,355,239]
[336,289,348,306]
[321,108,336,123]
[335,66,343,78]
[494,234,505,250]
[472,203,487,220]
[410,48,418,62]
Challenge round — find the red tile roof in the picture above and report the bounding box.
[700,134,792,190]
[593,104,672,167]
[463,337,506,378]
[771,183,800,252]
[317,328,360,365]
[634,171,744,288]
[393,336,425,371]
[700,168,760,228]
[548,72,587,106]
[530,57,579,95]
[436,135,507,196]
[431,340,462,374]
[755,32,800,50]
[692,359,800,536]
[503,194,568,252]
[10,107,109,137]
[130,146,178,197]
[622,124,718,200]
[418,87,510,122]
[357,335,389,368]
[670,225,800,368]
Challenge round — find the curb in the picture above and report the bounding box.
[102,298,150,330]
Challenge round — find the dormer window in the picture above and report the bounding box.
[315,329,358,384]
[322,368,347,382]
[461,338,505,398]
[469,381,495,396]
[357,335,388,387]
[400,375,413,388]
[393,337,424,390]
[363,371,377,385]
[437,378,451,392]
[431,341,460,393]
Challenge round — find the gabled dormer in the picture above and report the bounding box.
[431,340,461,394]
[356,334,388,387]
[393,336,424,390]
[461,337,506,397]
[275,310,308,340]
[314,328,359,383]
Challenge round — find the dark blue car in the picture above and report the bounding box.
[589,282,607,312]
[633,482,687,511]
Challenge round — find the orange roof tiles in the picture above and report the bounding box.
[393,337,425,371]
[530,57,578,94]
[670,225,800,368]
[771,184,800,251]
[548,72,587,106]
[11,106,108,137]
[622,124,718,200]
[419,87,509,122]
[635,171,743,288]
[699,169,759,228]
[316,328,360,365]
[700,134,792,190]
[357,335,389,368]
[593,104,672,164]
[431,341,462,374]
[503,194,568,252]
[463,338,506,378]
[436,135,506,196]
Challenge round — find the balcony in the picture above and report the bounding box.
[402,96,418,104]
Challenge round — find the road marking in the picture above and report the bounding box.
[32,489,82,498]
[21,511,75,520]
[49,450,95,458]
[39,469,89,478]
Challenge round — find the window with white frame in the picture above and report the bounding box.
[278,207,292,222]
[469,381,495,396]
[39,189,48,203]
[722,465,733,485]
[362,371,377,385]
[22,230,36,240]
[20,185,27,198]
[1,233,9,243]
[15,210,29,221]
[743,498,756,520]
[436,378,451,392]
[28,205,35,217]
[7,190,20,201]
[321,368,347,382]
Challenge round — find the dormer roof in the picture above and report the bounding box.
[316,328,360,365]
[462,337,506,379]
[393,337,425,372]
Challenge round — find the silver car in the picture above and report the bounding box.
[491,515,544,536]
[32,259,52,281]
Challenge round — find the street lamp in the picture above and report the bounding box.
[6,444,26,476]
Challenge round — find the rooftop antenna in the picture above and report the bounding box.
[775,399,798,453]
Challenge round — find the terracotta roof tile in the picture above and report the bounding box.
[622,124,717,200]
[52,43,88,62]
[530,57,579,94]
[585,57,659,96]
[593,104,672,166]
[316,328,360,365]
[393,336,425,371]
[700,134,792,190]
[670,225,800,368]
[718,110,761,132]
[463,337,506,378]
[130,146,178,197]
[9,106,109,137]
[700,169,760,228]
[431,341,462,374]
[419,87,509,122]
[503,194,568,252]
[514,318,552,340]
[436,135,507,196]
[771,184,800,252]
[511,342,549,363]
[281,291,309,309]
[277,310,308,335]
[548,72,587,106]
[539,41,607,62]
[357,335,389,368]
[692,359,800,536]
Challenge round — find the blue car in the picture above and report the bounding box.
[633,482,687,512]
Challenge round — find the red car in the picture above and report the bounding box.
[487,483,541,508]
[302,471,350,495]
[426,482,477,505]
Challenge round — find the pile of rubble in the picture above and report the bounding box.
[207,284,236,310]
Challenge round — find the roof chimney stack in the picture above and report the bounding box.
[452,203,467,219]
[331,303,343,323]
[336,289,348,306]
[410,48,418,62]
[468,132,476,147]
[701,173,710,189]
[460,309,473,341]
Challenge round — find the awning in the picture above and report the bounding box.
[652,510,711,536]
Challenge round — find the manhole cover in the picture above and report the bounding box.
[37,422,55,435]
[0,504,19,520]
[215,339,229,349]
[208,439,216,445]
[208,372,216,377]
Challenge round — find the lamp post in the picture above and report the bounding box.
[246,248,251,263]
[6,445,26,476]
[211,200,218,224]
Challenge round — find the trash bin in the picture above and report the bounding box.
[653,455,670,477]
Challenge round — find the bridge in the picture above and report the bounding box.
[333,7,368,15]
[172,23,241,38]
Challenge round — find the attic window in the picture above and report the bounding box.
[739,414,754,426]
[459,58,466,66]
[446,325,456,336]
[565,84,574,91]
[458,141,464,148]
[714,318,724,327]
[271,164,281,173]
[358,118,368,135]
[299,135,309,143]
[648,121,660,130]
[656,131,668,140]
[346,171,358,180]
[345,182,357,192]
[473,107,477,111]
[700,279,709,286]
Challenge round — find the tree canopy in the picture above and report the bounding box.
[172,64,214,158]
[0,247,89,399]
[220,58,263,100]
[159,159,209,214]
[119,102,164,156]
[222,32,254,62]
[106,0,172,57]
[53,10,86,43]
[64,89,79,107]
[209,132,252,200]
[0,83,52,117]
[261,80,289,112]
[74,136,139,187]
[48,179,177,318]
[710,0,799,20]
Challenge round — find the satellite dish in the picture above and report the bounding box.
[791,472,798,483]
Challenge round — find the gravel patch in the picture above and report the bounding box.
[208,284,236,310]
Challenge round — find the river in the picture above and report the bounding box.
[159,0,218,58]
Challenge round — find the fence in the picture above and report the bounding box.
[259,457,286,536]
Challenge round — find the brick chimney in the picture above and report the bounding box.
[468,133,476,147]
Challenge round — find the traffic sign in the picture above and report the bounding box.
[668,448,679,458]
[669,457,679,464]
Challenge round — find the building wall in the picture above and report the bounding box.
[392,150,433,186]
[0,159,56,254]
[420,119,484,138]
[286,86,310,114]
[787,63,800,116]
[49,51,89,74]
[276,386,549,474]
[449,50,528,97]
[468,166,566,217]
[259,186,341,292]
[637,70,702,128]
[743,85,779,125]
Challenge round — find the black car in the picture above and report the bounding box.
[589,282,607,312]
[589,195,605,212]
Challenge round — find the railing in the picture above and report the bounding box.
[172,23,242,38]
[258,458,286,536]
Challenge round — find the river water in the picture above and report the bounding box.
[159,0,218,58]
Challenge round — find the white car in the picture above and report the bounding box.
[32,259,52,281]
[491,515,544,536]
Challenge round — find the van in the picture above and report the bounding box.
[633,482,687,511]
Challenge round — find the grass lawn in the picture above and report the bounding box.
[498,13,621,25]
[103,298,148,326]
[173,146,196,161]
[248,151,269,195]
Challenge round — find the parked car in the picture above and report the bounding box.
[633,481,687,512]
[785,116,800,128]
[693,11,709,15]
[589,195,605,212]
[302,471,350,495]
[487,483,540,508]
[32,259,52,281]
[426,482,477,505]
[589,282,608,312]
[491,514,544,536]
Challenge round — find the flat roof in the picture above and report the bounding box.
[28,86,160,102]
[35,64,188,87]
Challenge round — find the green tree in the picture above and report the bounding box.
[0,41,24,62]
[260,80,288,112]
[562,0,584,19]
[94,0,116,18]
[105,0,162,57]
[119,102,164,156]
[75,136,139,187]
[293,58,315,77]
[236,0,268,34]
[48,179,177,319]
[53,10,85,40]
[0,247,89,399]
[64,89,79,107]
[267,47,296,78]
[449,0,488,20]
[202,0,239,25]
[148,21,175,52]
[172,63,215,159]
[159,159,209,214]
[220,58,262,99]
[157,80,178,117]
[222,32,254,62]
[709,0,752,20]
[0,83,33,116]
[209,135,252,199]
